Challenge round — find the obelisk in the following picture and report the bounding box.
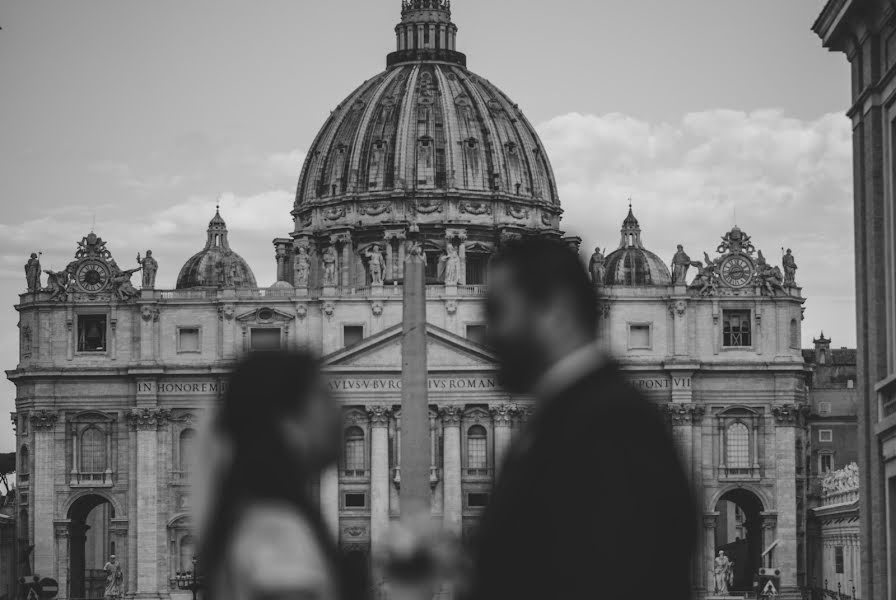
[400,236,431,514]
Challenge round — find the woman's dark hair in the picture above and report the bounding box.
[198,350,359,599]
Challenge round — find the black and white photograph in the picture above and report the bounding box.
[0,1,893,599]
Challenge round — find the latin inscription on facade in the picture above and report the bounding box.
[136,381,227,395]
[328,376,498,392]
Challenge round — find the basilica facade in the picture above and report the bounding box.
[9,1,813,598]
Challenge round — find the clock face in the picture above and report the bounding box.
[720,255,754,288]
[75,260,110,292]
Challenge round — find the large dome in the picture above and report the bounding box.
[176,209,258,290]
[292,0,560,237]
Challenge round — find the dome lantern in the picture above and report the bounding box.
[619,202,643,249]
[389,0,465,67]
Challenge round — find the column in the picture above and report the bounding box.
[128,407,169,597]
[397,235,407,280]
[368,406,392,551]
[703,513,719,593]
[31,410,58,578]
[319,465,339,539]
[771,407,800,588]
[54,522,70,600]
[440,407,463,535]
[385,238,394,282]
[490,404,516,474]
[341,236,353,289]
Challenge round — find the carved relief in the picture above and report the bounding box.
[371,301,384,317]
[358,202,393,217]
[662,404,705,425]
[324,207,347,221]
[459,201,492,216]
[21,324,32,357]
[141,306,160,322]
[541,213,555,227]
[30,410,58,430]
[445,300,458,315]
[128,408,171,430]
[772,404,809,426]
[668,300,687,318]
[323,302,336,318]
[439,406,463,426]
[295,304,308,320]
[367,405,392,426]
[490,404,518,426]
[414,200,443,214]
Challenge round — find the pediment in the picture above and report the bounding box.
[235,307,294,323]
[322,324,497,371]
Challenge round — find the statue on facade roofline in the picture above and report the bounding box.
[43,268,71,302]
[24,252,42,293]
[322,246,338,286]
[671,244,701,285]
[109,262,141,302]
[294,246,310,288]
[439,243,460,285]
[589,247,606,285]
[782,248,798,286]
[136,250,158,289]
[364,244,386,285]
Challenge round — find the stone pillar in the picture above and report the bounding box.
[368,406,392,552]
[490,404,516,474]
[54,522,70,600]
[703,513,719,593]
[341,236,353,289]
[771,405,803,588]
[440,407,463,535]
[319,465,339,539]
[385,239,394,282]
[31,410,58,579]
[138,304,158,362]
[128,407,169,597]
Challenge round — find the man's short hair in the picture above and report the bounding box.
[490,237,598,331]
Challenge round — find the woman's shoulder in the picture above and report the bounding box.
[228,501,333,591]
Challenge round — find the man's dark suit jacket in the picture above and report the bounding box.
[468,361,697,600]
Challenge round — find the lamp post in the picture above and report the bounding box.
[174,556,204,600]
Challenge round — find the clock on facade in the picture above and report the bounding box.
[719,255,755,288]
[75,260,111,293]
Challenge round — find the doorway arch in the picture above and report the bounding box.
[67,493,115,599]
[714,488,764,592]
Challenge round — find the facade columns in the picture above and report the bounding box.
[704,513,719,593]
[127,407,169,597]
[771,404,806,588]
[368,406,392,552]
[385,229,407,281]
[440,406,463,535]
[53,522,70,600]
[30,410,58,579]
[490,404,516,474]
[319,465,340,539]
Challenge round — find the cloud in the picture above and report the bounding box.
[537,109,855,346]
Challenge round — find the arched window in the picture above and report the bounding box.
[179,535,196,572]
[790,319,799,349]
[467,425,488,472]
[726,423,750,470]
[80,427,106,474]
[19,445,29,476]
[179,429,197,472]
[344,427,366,475]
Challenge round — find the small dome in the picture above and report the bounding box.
[603,206,672,286]
[176,209,258,290]
[270,280,295,290]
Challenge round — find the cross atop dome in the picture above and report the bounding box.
[389,0,465,67]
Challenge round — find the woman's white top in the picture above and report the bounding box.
[215,501,338,600]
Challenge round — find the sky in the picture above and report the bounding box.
[0,0,852,451]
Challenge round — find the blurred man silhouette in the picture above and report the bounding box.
[468,237,697,600]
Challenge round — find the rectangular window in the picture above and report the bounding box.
[343,326,364,348]
[835,546,844,574]
[250,328,281,352]
[467,493,489,508]
[819,429,833,443]
[818,402,832,416]
[820,454,834,473]
[722,310,751,347]
[466,324,487,346]
[628,324,651,349]
[467,438,487,470]
[178,328,200,353]
[466,255,487,285]
[77,314,107,352]
[344,493,366,509]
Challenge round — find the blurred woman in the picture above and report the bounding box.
[195,351,364,600]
